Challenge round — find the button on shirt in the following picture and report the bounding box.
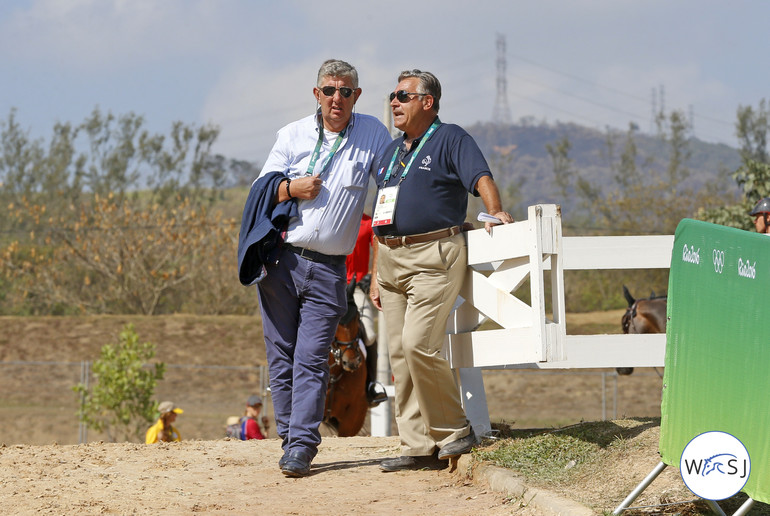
[258,113,391,256]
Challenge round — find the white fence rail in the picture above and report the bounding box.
[443,204,673,436]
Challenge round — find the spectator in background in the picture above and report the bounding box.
[146,401,183,444]
[242,394,269,440]
[750,197,770,234]
[345,213,387,407]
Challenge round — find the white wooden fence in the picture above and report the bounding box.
[370,204,673,437]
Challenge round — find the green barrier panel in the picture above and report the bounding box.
[660,219,770,503]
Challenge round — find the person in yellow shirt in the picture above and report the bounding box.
[145,401,183,444]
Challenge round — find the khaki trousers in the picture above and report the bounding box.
[376,232,471,456]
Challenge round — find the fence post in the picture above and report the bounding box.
[370,310,393,437]
[78,360,90,444]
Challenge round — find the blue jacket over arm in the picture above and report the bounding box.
[237,172,298,286]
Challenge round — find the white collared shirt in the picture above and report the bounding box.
[258,113,391,256]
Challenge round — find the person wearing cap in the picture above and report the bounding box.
[145,401,183,444]
[247,59,391,478]
[750,197,770,234]
[371,69,513,472]
[242,394,269,440]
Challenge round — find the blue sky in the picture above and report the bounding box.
[2,0,768,164]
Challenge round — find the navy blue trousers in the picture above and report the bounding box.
[257,248,346,459]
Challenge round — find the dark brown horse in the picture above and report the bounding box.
[322,280,368,436]
[618,285,667,375]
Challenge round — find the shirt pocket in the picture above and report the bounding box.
[344,161,367,191]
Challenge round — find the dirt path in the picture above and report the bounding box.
[0,436,534,515]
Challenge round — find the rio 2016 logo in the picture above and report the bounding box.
[682,244,700,265]
[712,249,725,274]
[680,431,750,500]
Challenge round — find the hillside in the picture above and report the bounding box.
[224,119,742,221]
[466,120,742,217]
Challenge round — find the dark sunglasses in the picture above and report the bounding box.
[320,86,354,98]
[389,90,425,103]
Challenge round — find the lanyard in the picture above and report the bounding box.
[306,125,347,177]
[382,119,441,183]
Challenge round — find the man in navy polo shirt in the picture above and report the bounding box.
[254,59,390,477]
[371,69,513,472]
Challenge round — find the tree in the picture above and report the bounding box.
[78,108,223,207]
[735,99,768,165]
[2,193,244,315]
[467,144,523,219]
[548,113,730,309]
[698,99,770,229]
[0,110,86,236]
[0,108,244,315]
[546,136,573,198]
[570,112,725,235]
[73,324,166,443]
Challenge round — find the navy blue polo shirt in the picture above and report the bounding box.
[372,122,491,237]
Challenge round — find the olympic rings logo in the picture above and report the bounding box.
[713,249,725,274]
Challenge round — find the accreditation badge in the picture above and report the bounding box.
[372,186,399,227]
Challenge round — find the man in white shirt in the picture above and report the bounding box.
[254,59,390,477]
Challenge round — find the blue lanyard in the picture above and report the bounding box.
[382,119,441,183]
[306,124,347,177]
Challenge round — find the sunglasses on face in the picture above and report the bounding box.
[389,90,425,103]
[320,86,354,98]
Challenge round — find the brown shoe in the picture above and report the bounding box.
[379,454,448,472]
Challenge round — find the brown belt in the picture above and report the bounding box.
[375,226,463,248]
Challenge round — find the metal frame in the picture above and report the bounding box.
[612,461,756,515]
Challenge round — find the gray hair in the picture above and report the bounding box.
[317,59,359,88]
[398,69,441,113]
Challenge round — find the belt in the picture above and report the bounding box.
[375,226,463,248]
[284,244,346,265]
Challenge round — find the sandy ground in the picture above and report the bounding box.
[0,436,533,516]
[0,312,673,515]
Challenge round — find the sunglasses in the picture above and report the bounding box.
[320,86,354,98]
[389,90,426,103]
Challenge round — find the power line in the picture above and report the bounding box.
[509,72,647,124]
[508,90,607,128]
[506,49,736,137]
[508,50,649,104]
